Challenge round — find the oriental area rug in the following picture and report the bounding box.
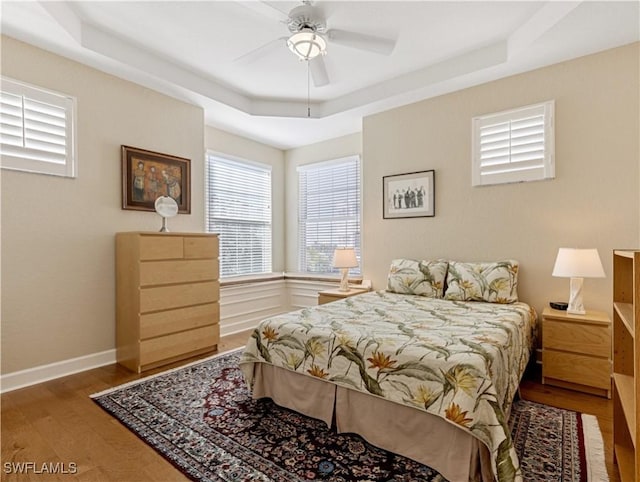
[91,350,607,482]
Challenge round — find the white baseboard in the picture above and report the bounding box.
[221,311,288,337]
[1,349,116,394]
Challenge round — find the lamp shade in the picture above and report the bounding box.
[552,248,605,278]
[332,247,358,269]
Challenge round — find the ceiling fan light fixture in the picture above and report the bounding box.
[287,29,326,60]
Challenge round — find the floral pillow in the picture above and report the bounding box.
[387,259,448,298]
[444,260,519,303]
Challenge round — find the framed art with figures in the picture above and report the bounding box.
[121,145,191,214]
[383,169,435,219]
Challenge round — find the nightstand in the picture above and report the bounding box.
[318,288,368,305]
[541,307,611,398]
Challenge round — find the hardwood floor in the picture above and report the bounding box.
[2,331,620,481]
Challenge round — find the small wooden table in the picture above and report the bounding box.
[541,307,611,398]
[318,287,368,305]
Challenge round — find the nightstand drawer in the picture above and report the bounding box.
[543,350,611,389]
[542,320,610,357]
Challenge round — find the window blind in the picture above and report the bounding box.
[298,156,361,274]
[472,100,554,186]
[1,77,76,177]
[205,154,272,278]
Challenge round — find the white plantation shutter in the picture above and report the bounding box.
[298,156,361,274]
[1,77,77,177]
[205,154,272,278]
[472,100,554,186]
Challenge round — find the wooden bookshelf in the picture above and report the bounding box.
[613,373,636,446]
[614,302,635,338]
[612,249,640,481]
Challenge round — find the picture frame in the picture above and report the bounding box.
[121,145,191,214]
[383,169,435,219]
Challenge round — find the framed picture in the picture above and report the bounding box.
[383,169,435,219]
[121,145,191,214]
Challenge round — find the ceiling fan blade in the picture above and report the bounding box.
[326,29,396,55]
[310,56,329,87]
[233,37,287,64]
[236,1,289,23]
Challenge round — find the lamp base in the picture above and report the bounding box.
[567,309,586,315]
[567,277,585,315]
[339,268,350,292]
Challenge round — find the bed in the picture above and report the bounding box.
[239,259,537,482]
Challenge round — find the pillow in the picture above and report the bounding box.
[444,260,519,303]
[387,259,448,298]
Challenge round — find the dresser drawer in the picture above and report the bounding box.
[139,259,219,286]
[139,236,183,260]
[140,303,219,339]
[184,236,218,259]
[543,320,610,357]
[140,281,220,313]
[543,350,611,389]
[139,325,219,367]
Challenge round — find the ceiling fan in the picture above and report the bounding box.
[236,1,396,87]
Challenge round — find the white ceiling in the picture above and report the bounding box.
[2,1,638,149]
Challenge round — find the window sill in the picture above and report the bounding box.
[219,272,365,287]
[220,273,285,287]
[284,272,364,284]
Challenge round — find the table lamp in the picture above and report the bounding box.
[333,247,358,292]
[552,248,605,314]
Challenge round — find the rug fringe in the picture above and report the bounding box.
[89,347,243,399]
[581,413,609,482]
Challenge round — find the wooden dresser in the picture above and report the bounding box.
[116,232,220,373]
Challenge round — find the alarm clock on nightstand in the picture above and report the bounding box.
[549,301,568,311]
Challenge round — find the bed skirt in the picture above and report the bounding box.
[251,362,493,482]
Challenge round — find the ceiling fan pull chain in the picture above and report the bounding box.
[307,60,311,118]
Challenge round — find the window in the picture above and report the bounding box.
[205,154,272,278]
[472,100,554,186]
[1,77,77,177]
[298,156,361,274]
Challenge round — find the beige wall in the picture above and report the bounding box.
[284,133,362,272]
[205,126,285,272]
[1,36,205,374]
[363,42,640,317]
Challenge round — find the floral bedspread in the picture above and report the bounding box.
[239,291,537,482]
